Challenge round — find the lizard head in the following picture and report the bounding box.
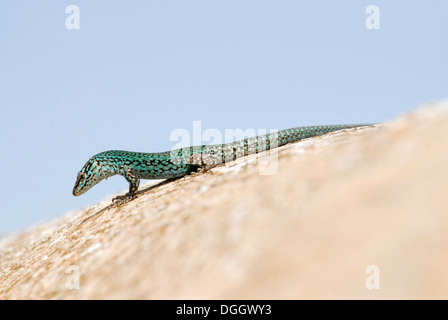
[73,157,105,196]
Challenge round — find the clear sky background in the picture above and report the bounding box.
[0,1,447,234]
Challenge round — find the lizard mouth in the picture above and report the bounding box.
[73,173,86,196]
[73,186,82,196]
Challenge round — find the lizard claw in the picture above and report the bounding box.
[112,193,136,205]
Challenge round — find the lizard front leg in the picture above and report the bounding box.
[113,169,140,203]
[124,169,140,196]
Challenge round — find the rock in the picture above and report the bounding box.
[1,101,448,299]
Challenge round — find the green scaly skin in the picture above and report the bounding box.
[73,124,370,199]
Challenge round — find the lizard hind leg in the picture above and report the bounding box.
[186,154,221,177]
[186,164,203,177]
[189,153,222,170]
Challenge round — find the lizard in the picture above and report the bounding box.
[73,124,370,201]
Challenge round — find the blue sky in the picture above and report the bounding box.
[0,1,447,234]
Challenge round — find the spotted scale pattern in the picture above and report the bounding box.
[73,124,369,197]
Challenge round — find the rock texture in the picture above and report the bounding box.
[1,101,448,299]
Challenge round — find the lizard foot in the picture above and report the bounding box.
[112,193,137,205]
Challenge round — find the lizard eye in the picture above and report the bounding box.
[76,172,87,186]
